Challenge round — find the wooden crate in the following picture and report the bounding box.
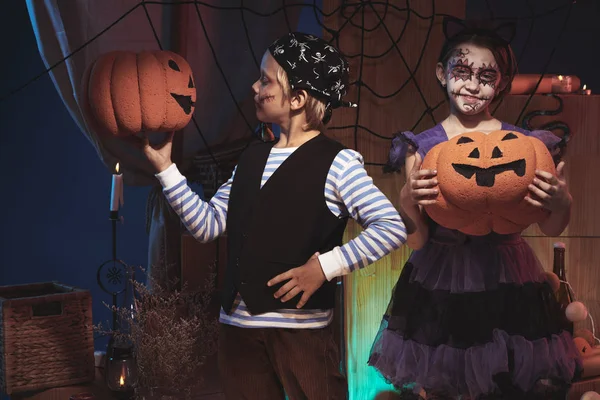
[0,282,95,395]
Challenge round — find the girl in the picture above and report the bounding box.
[368,19,582,400]
[140,32,407,400]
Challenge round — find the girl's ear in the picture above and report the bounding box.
[496,75,510,96]
[436,62,447,87]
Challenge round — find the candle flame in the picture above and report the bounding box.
[115,163,120,173]
[558,75,564,81]
[583,84,587,90]
[119,375,125,386]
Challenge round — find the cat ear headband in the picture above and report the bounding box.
[442,16,517,45]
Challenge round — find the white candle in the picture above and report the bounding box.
[580,84,592,95]
[110,163,124,211]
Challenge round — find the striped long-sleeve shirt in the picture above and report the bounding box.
[156,146,407,329]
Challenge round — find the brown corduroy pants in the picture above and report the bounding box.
[218,322,348,400]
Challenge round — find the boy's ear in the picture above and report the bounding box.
[290,89,309,111]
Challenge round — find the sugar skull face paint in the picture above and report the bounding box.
[439,44,502,115]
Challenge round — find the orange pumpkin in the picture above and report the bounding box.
[82,50,196,136]
[422,130,556,236]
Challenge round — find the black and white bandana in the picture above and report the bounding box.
[268,32,353,111]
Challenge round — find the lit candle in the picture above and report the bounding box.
[110,163,124,212]
[119,375,125,387]
[551,74,573,93]
[579,84,592,95]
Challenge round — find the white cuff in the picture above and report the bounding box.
[155,163,183,190]
[318,249,347,281]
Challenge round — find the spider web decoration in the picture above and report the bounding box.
[1,1,575,196]
[185,0,574,195]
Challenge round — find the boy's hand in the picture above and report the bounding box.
[125,131,174,173]
[267,252,326,309]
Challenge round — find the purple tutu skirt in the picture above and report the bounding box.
[368,228,582,399]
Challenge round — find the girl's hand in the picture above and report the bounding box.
[401,156,439,206]
[525,161,572,213]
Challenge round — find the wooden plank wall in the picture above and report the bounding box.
[495,94,600,338]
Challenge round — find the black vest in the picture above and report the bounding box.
[223,134,348,315]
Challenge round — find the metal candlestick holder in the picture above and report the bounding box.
[97,210,136,399]
[97,210,129,331]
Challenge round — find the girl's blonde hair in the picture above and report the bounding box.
[276,66,327,132]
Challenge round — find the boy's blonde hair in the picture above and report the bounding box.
[276,66,327,132]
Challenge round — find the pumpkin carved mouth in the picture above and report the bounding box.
[452,159,526,187]
[170,93,195,115]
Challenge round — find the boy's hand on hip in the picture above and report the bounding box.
[267,252,326,309]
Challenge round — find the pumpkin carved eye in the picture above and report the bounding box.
[168,60,181,71]
[457,136,474,144]
[502,132,518,141]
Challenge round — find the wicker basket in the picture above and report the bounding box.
[0,282,95,395]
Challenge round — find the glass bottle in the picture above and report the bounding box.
[553,242,574,334]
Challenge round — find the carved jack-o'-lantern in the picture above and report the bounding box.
[422,130,556,236]
[82,50,196,136]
